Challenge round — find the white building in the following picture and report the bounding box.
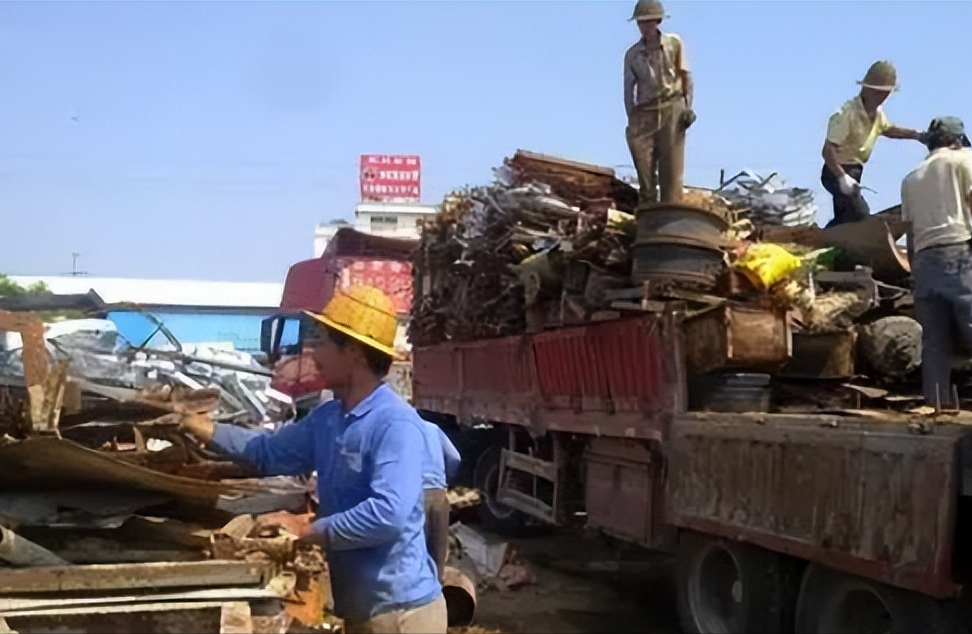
[314,202,438,257]
[5,276,283,352]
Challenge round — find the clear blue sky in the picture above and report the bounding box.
[1,1,968,282]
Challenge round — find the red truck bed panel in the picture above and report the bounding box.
[413,314,679,435]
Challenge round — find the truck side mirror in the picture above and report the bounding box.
[260,316,282,364]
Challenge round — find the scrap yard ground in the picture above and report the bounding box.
[469,530,679,634]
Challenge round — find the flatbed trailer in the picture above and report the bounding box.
[413,310,972,633]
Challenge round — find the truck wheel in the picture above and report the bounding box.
[675,532,794,634]
[472,445,529,536]
[795,564,965,634]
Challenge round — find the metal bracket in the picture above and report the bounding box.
[496,448,559,524]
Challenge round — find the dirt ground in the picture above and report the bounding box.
[464,529,681,634]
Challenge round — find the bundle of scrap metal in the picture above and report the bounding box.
[0,311,293,429]
[410,150,638,346]
[0,310,334,633]
[716,169,818,228]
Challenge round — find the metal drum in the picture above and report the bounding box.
[631,239,727,290]
[635,201,730,248]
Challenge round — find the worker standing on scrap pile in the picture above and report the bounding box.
[421,419,461,583]
[901,117,972,409]
[180,285,447,634]
[623,0,695,205]
[822,60,926,227]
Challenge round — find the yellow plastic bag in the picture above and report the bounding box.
[733,243,802,289]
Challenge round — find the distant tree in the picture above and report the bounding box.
[0,275,50,297]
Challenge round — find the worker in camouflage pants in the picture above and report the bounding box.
[623,0,695,206]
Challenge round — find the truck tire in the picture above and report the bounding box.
[675,532,795,634]
[794,564,965,634]
[472,445,530,536]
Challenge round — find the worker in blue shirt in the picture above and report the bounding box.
[421,420,461,582]
[180,285,446,634]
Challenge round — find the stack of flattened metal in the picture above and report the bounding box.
[717,170,818,228]
[631,201,731,293]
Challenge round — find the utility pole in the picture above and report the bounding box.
[70,253,88,277]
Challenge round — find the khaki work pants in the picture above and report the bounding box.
[625,99,687,206]
[343,595,448,634]
[423,488,451,583]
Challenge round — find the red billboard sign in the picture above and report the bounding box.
[360,154,421,202]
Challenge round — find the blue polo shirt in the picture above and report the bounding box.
[420,420,462,490]
[212,383,441,622]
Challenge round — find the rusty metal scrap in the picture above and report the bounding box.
[0,316,292,430]
[410,151,637,346]
[0,310,62,435]
[0,316,329,632]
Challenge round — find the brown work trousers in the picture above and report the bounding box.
[424,488,451,582]
[625,98,687,206]
[343,595,448,634]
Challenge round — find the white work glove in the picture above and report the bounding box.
[838,173,861,196]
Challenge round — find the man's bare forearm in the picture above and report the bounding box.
[822,142,845,177]
[884,126,923,141]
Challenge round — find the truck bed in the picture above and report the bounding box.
[413,313,972,598]
[670,411,972,598]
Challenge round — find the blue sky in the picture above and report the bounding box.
[1,1,968,282]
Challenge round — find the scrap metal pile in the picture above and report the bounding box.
[411,149,939,413]
[0,314,292,428]
[410,150,639,346]
[0,309,334,633]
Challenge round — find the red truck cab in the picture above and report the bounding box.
[261,227,416,409]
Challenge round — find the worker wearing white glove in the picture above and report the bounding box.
[821,60,925,227]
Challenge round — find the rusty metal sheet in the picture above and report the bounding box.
[667,412,964,597]
[760,218,910,282]
[0,310,61,434]
[4,602,224,634]
[0,311,49,388]
[0,560,270,595]
[0,436,259,506]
